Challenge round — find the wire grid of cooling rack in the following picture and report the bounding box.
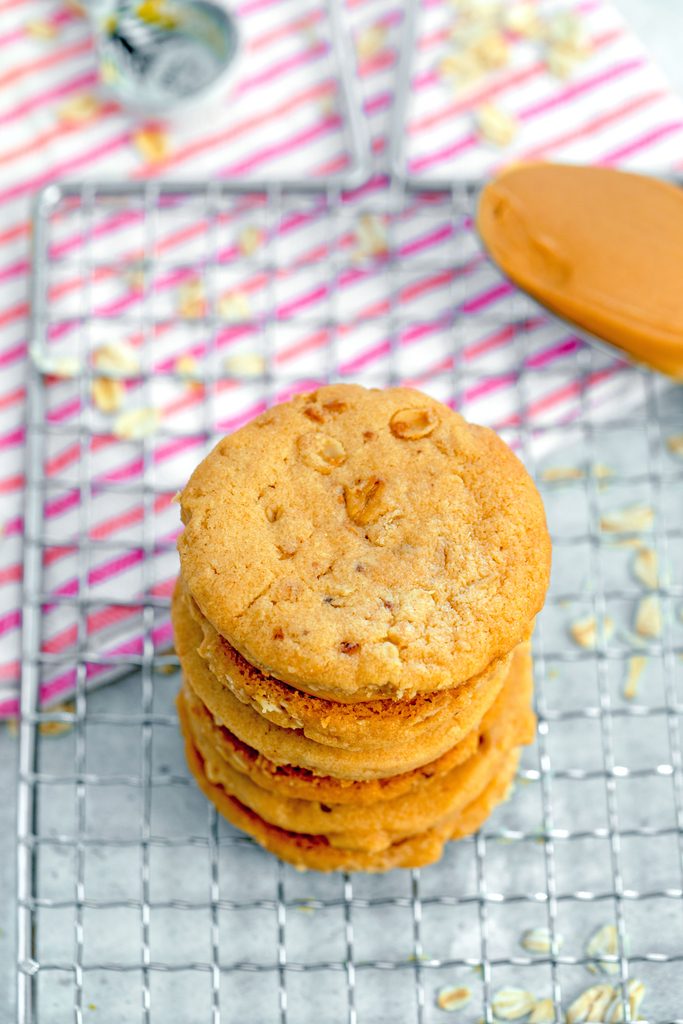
[17,178,683,1024]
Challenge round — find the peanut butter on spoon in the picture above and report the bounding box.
[477,163,683,377]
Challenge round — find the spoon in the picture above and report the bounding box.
[477,163,683,378]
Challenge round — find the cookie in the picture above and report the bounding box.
[183,577,513,753]
[179,683,479,804]
[180,643,533,852]
[178,383,551,701]
[181,722,520,872]
[173,582,497,779]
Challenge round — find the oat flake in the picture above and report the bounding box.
[521,926,562,954]
[600,505,653,534]
[476,102,518,146]
[634,594,662,639]
[586,924,619,975]
[623,656,646,701]
[632,547,658,590]
[491,986,536,1020]
[567,983,616,1023]
[435,984,472,1012]
[570,615,614,649]
[113,407,161,440]
[529,998,556,1023]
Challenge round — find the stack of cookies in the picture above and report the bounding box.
[173,384,551,871]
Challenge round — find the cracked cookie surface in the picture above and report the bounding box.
[178,383,551,701]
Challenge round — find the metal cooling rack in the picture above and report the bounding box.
[17,173,683,1024]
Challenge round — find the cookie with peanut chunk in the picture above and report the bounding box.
[177,577,513,756]
[178,384,550,701]
[172,580,508,780]
[178,642,534,853]
[179,712,521,872]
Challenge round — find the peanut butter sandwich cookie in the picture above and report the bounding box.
[172,581,506,780]
[179,643,534,853]
[179,577,513,754]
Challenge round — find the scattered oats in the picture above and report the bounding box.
[318,92,337,116]
[450,0,500,37]
[605,979,645,1023]
[666,433,683,457]
[92,376,125,414]
[178,278,206,319]
[593,463,613,480]
[570,615,614,649]
[567,984,615,1024]
[123,264,146,292]
[476,102,518,146]
[237,225,265,257]
[39,702,76,737]
[132,126,171,164]
[354,212,388,259]
[632,547,658,590]
[33,352,80,377]
[93,340,140,375]
[26,18,58,38]
[57,93,102,125]
[87,1004,97,1012]
[218,288,251,322]
[521,926,562,955]
[436,984,472,1012]
[356,22,387,60]
[113,407,160,440]
[504,3,542,38]
[547,668,559,680]
[407,951,430,963]
[600,505,653,534]
[223,352,266,378]
[529,999,556,1024]
[586,924,619,976]
[295,900,315,914]
[491,987,536,1020]
[635,594,661,639]
[6,719,18,738]
[472,30,509,69]
[100,56,119,85]
[173,354,202,389]
[623,655,647,701]
[438,50,483,87]
[546,44,585,80]
[544,10,589,51]
[540,466,583,482]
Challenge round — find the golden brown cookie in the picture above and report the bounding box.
[179,683,479,804]
[172,582,518,780]
[178,383,551,701]
[179,643,534,853]
[182,577,512,753]
[181,723,520,872]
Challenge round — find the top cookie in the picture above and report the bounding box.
[178,383,550,701]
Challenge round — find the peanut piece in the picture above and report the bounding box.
[344,477,387,526]
[390,407,439,440]
[297,433,347,474]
